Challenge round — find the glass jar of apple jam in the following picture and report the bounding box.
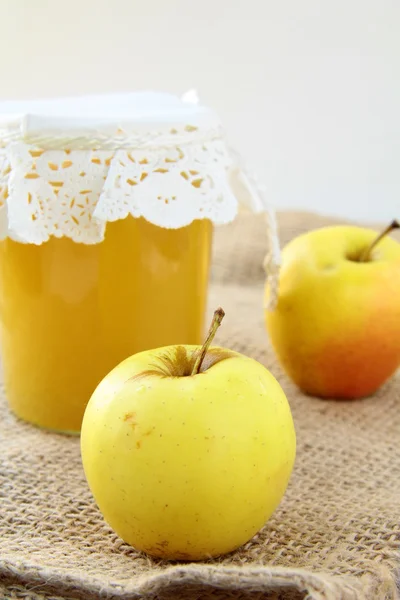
[0,92,279,433]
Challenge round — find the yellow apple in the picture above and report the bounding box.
[81,309,296,560]
[265,221,400,399]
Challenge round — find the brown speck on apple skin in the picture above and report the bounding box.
[170,552,194,561]
[136,440,142,450]
[123,412,138,429]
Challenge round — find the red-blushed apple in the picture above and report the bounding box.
[265,220,400,399]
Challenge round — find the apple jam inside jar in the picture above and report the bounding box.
[0,217,212,433]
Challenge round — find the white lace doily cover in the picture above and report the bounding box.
[0,91,278,259]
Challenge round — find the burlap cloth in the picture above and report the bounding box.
[1,212,399,600]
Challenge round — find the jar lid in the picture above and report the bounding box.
[0,91,279,304]
[0,91,221,149]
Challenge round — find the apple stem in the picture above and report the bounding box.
[359,219,400,262]
[191,307,225,375]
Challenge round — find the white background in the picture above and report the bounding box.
[1,0,400,222]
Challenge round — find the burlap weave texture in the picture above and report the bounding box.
[1,212,399,600]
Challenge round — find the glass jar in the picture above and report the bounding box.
[0,92,278,433]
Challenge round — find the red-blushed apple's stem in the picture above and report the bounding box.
[359,219,400,262]
[191,307,225,375]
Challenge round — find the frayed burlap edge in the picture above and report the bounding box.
[1,559,399,600]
